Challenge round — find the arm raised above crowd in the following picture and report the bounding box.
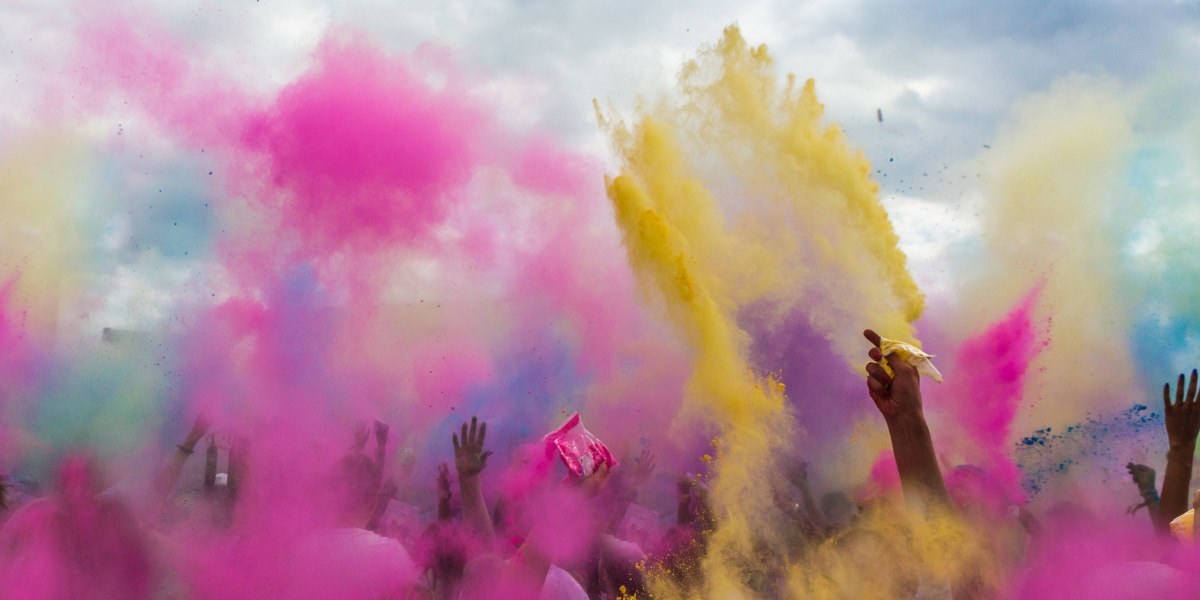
[863,329,951,512]
[1159,370,1200,534]
[453,416,495,546]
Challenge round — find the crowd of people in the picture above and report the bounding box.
[0,329,1196,599]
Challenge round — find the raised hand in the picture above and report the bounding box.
[452,416,492,478]
[1125,463,1156,494]
[374,420,389,447]
[436,463,452,502]
[633,448,656,486]
[1164,370,1200,449]
[578,462,612,499]
[864,329,924,423]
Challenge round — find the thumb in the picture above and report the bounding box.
[884,352,912,377]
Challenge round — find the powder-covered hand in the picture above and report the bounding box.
[864,329,924,423]
[453,416,492,478]
[1163,370,1200,450]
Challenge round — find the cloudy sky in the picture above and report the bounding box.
[3,0,1199,330]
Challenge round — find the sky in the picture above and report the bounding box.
[4,0,1199,329]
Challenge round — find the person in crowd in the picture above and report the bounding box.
[289,449,423,600]
[0,456,153,600]
[1124,369,1200,537]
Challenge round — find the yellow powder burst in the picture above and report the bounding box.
[598,25,931,599]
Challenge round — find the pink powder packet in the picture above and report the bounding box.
[542,412,617,481]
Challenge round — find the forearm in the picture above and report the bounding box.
[152,433,203,503]
[458,475,495,544]
[886,413,951,511]
[204,442,218,493]
[1159,444,1195,530]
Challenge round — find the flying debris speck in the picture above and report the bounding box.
[877,108,883,122]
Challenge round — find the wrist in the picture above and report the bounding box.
[885,408,927,428]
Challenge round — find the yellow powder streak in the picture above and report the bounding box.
[598,26,937,599]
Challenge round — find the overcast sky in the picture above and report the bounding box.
[3,0,1199,329]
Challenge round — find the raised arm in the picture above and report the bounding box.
[453,416,495,546]
[373,420,389,473]
[608,448,655,532]
[1124,463,1160,528]
[436,463,453,522]
[151,410,211,510]
[863,329,951,512]
[1159,370,1200,534]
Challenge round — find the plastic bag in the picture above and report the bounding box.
[1170,509,1194,543]
[878,337,943,383]
[542,412,617,480]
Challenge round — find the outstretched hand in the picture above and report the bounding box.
[864,329,924,423]
[374,420,389,447]
[1164,370,1200,450]
[1125,463,1156,494]
[633,448,656,486]
[453,416,492,478]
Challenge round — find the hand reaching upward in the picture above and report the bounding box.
[633,448,656,486]
[1164,370,1200,450]
[863,329,924,423]
[453,416,492,478]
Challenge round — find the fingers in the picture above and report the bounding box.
[452,432,461,454]
[478,420,487,448]
[863,329,882,348]
[866,375,888,399]
[865,362,892,385]
[468,416,477,445]
[481,450,493,466]
[461,422,469,447]
[883,352,911,377]
[1189,369,1198,404]
[868,347,883,362]
[1165,383,1173,413]
[1177,373,1185,406]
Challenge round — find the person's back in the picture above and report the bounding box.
[289,453,419,600]
[0,458,152,600]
